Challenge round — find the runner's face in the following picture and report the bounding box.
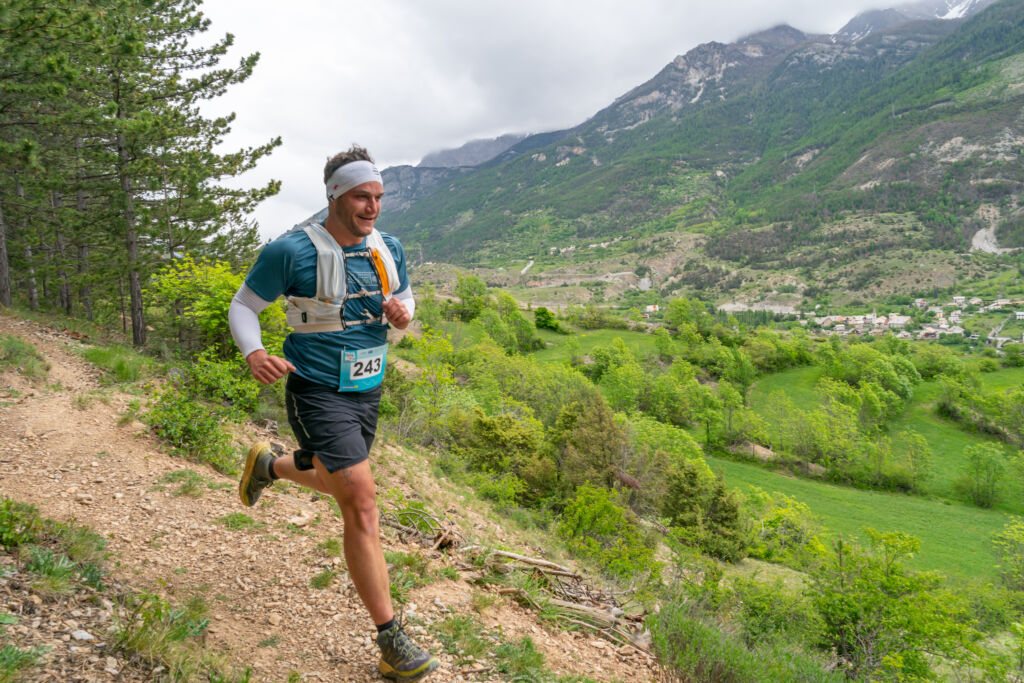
[330,181,383,244]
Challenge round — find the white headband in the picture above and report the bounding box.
[326,160,383,201]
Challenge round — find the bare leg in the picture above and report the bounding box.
[271,453,330,494]
[313,457,393,625]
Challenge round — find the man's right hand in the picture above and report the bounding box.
[246,350,296,385]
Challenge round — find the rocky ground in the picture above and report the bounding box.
[0,313,662,682]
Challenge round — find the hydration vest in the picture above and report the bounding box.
[285,223,400,333]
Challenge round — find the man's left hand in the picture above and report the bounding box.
[382,297,411,329]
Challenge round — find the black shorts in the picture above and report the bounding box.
[285,372,381,473]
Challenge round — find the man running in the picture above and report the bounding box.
[228,145,438,680]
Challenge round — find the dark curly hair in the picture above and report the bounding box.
[323,145,375,184]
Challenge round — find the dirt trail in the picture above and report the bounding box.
[0,314,658,682]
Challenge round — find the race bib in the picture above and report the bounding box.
[339,343,388,392]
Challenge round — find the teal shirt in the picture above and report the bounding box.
[245,226,409,390]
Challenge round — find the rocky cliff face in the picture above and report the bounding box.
[380,165,473,213]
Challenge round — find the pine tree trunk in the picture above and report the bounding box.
[24,245,38,311]
[0,199,11,307]
[16,180,39,311]
[74,138,93,320]
[116,130,145,346]
[77,243,93,321]
[52,192,72,316]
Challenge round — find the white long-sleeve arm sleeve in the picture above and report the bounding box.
[394,284,415,320]
[228,284,275,359]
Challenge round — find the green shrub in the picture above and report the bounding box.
[731,576,820,648]
[662,461,749,562]
[993,517,1024,592]
[744,488,827,570]
[0,499,47,548]
[145,385,236,473]
[0,335,48,379]
[182,350,260,419]
[471,472,526,508]
[650,591,843,683]
[147,257,289,360]
[556,485,661,585]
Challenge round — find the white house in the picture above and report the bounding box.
[1016,311,1024,321]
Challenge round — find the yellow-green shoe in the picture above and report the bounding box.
[377,623,439,680]
[238,442,274,507]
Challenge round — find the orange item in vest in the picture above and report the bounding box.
[370,248,391,298]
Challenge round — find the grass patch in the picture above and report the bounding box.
[21,546,80,596]
[158,469,207,498]
[309,569,338,590]
[889,378,1023,515]
[432,615,490,663]
[0,643,47,682]
[0,335,49,379]
[112,592,250,682]
[216,513,264,531]
[317,537,343,558]
[80,345,155,383]
[384,550,432,604]
[494,636,547,680]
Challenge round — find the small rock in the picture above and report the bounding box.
[432,598,446,611]
[71,630,95,641]
[75,493,94,505]
[590,639,606,649]
[113,493,123,500]
[268,613,282,626]
[91,461,99,468]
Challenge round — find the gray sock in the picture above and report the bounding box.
[255,454,277,480]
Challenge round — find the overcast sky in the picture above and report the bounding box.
[199,0,892,241]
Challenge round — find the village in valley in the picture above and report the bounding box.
[804,296,1024,346]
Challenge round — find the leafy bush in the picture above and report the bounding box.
[556,485,661,584]
[181,350,260,419]
[0,335,48,378]
[148,257,288,360]
[0,499,47,549]
[808,531,977,681]
[650,591,843,683]
[993,517,1024,592]
[145,384,236,473]
[744,488,827,570]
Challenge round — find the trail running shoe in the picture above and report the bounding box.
[238,442,274,507]
[377,623,439,680]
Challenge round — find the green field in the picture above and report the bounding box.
[709,456,1012,580]
[748,365,823,412]
[531,327,659,364]
[748,365,1024,516]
